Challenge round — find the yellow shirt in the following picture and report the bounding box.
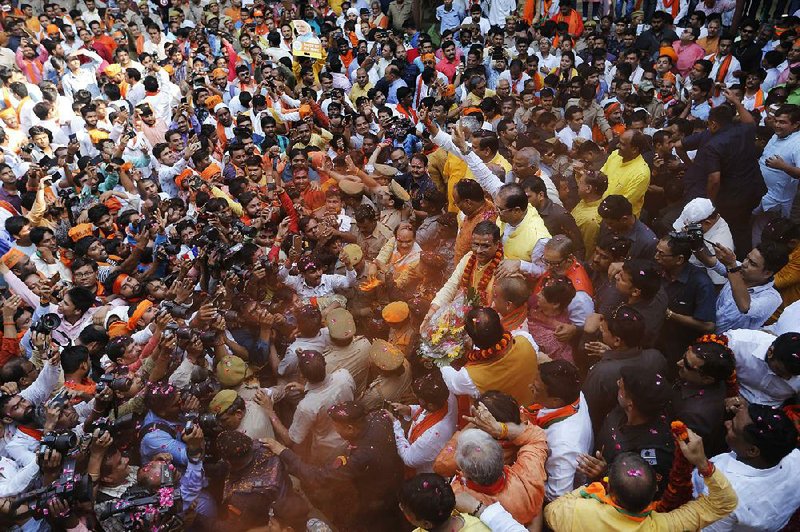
[601,151,651,217]
[498,206,551,261]
[467,151,511,183]
[350,82,373,103]
[413,513,489,531]
[544,468,738,532]
[774,243,800,316]
[444,152,468,213]
[571,198,603,257]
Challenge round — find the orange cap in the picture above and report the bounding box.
[200,163,222,181]
[1,248,24,269]
[68,223,94,242]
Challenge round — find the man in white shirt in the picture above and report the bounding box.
[391,372,458,474]
[281,305,332,382]
[528,360,593,501]
[277,254,357,304]
[692,403,800,531]
[726,329,800,407]
[556,106,592,150]
[707,33,740,87]
[264,350,355,466]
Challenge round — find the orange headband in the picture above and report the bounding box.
[604,102,621,117]
[127,300,153,331]
[113,273,129,295]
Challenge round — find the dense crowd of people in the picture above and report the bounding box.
[0,0,799,530]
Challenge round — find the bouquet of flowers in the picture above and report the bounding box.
[419,289,480,367]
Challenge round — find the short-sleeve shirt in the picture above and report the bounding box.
[682,123,765,213]
[658,263,717,363]
[759,130,800,215]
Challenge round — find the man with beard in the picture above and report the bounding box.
[0,344,61,458]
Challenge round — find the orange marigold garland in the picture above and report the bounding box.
[460,246,504,306]
[467,331,512,363]
[655,420,694,512]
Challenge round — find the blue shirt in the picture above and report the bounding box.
[386,78,408,104]
[140,411,188,466]
[712,262,783,334]
[758,130,800,216]
[436,4,465,33]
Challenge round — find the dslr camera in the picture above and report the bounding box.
[96,373,133,394]
[13,470,93,519]
[30,313,61,334]
[668,222,705,248]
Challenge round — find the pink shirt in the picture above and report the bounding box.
[672,41,707,77]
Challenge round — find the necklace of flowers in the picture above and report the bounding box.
[467,331,513,363]
[460,245,504,306]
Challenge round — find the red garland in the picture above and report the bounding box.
[460,246,504,306]
[467,331,513,363]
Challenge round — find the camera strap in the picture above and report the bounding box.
[138,421,180,441]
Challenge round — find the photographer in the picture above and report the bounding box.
[672,198,735,285]
[21,286,99,356]
[694,240,789,334]
[139,382,201,467]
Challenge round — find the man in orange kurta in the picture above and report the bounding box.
[551,1,584,37]
[451,418,548,525]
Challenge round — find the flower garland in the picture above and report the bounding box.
[460,245,504,306]
[467,331,513,363]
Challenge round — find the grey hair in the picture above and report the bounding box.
[518,147,541,168]
[459,116,482,137]
[545,234,574,257]
[455,428,504,485]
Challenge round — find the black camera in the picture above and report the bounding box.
[87,413,137,436]
[161,301,192,320]
[97,485,183,530]
[183,412,218,433]
[14,470,93,519]
[232,220,258,238]
[21,143,35,153]
[669,222,704,247]
[41,431,78,453]
[96,373,133,394]
[30,313,61,334]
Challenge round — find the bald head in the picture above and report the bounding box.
[608,453,657,513]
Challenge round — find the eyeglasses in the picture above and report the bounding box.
[544,257,567,267]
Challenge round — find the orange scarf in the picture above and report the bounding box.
[409,404,449,443]
[501,305,528,332]
[662,0,680,17]
[524,398,580,428]
[463,466,510,495]
[580,483,657,522]
[17,425,43,440]
[714,54,733,84]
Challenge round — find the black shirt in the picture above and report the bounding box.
[583,347,669,431]
[596,406,675,495]
[671,380,728,457]
[539,199,586,259]
[658,263,717,367]
[598,218,658,260]
[681,123,765,213]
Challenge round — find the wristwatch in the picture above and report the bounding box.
[727,265,743,274]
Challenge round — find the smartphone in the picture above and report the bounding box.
[68,133,77,142]
[291,234,302,254]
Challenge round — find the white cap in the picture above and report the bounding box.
[672,198,715,231]
[213,103,229,114]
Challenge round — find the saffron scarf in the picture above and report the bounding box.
[524,398,580,428]
[409,404,449,443]
[580,483,656,522]
[501,305,528,332]
[463,466,510,495]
